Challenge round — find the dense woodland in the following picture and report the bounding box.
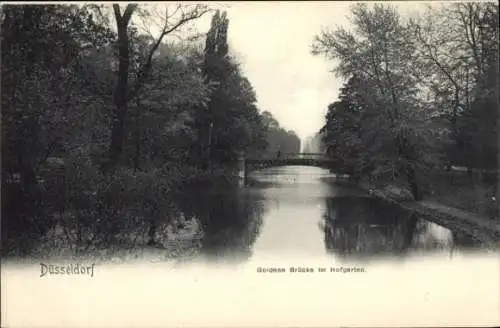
[0,4,299,256]
[312,3,498,218]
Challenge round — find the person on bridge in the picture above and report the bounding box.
[276,150,281,158]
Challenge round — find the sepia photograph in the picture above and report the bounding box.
[1,1,499,327]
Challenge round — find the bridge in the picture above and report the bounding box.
[238,152,338,178]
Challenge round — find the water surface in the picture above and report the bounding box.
[186,166,486,264]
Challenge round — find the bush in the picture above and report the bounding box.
[35,151,191,254]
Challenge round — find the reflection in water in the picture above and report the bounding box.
[322,196,481,259]
[178,185,266,263]
[17,166,488,265]
[175,166,486,264]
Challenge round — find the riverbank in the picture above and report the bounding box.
[1,162,242,261]
[358,183,500,249]
[1,213,205,265]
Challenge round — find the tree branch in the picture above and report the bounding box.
[112,4,121,23]
[123,4,137,23]
[129,5,211,101]
[113,4,137,27]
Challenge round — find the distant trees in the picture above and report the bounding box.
[303,131,325,154]
[312,2,498,201]
[260,111,301,156]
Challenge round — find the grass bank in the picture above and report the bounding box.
[357,172,500,248]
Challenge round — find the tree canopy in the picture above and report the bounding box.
[312,2,498,199]
[1,4,298,255]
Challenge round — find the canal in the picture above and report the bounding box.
[177,165,486,264]
[6,165,489,264]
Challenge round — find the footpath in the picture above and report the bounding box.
[360,183,500,248]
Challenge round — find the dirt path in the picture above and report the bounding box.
[363,185,500,249]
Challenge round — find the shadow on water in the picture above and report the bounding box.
[322,196,483,261]
[177,183,266,263]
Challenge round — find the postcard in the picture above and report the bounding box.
[2,1,499,327]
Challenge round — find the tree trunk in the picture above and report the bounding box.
[109,23,130,165]
[147,219,157,246]
[133,97,141,172]
[108,5,136,168]
[406,165,423,201]
[207,121,214,166]
[401,213,418,252]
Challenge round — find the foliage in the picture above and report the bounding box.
[260,111,301,156]
[312,2,498,201]
[193,10,269,165]
[1,4,286,257]
[411,3,499,171]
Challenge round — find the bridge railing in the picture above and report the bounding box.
[246,153,329,161]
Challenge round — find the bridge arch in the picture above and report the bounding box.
[239,153,338,177]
